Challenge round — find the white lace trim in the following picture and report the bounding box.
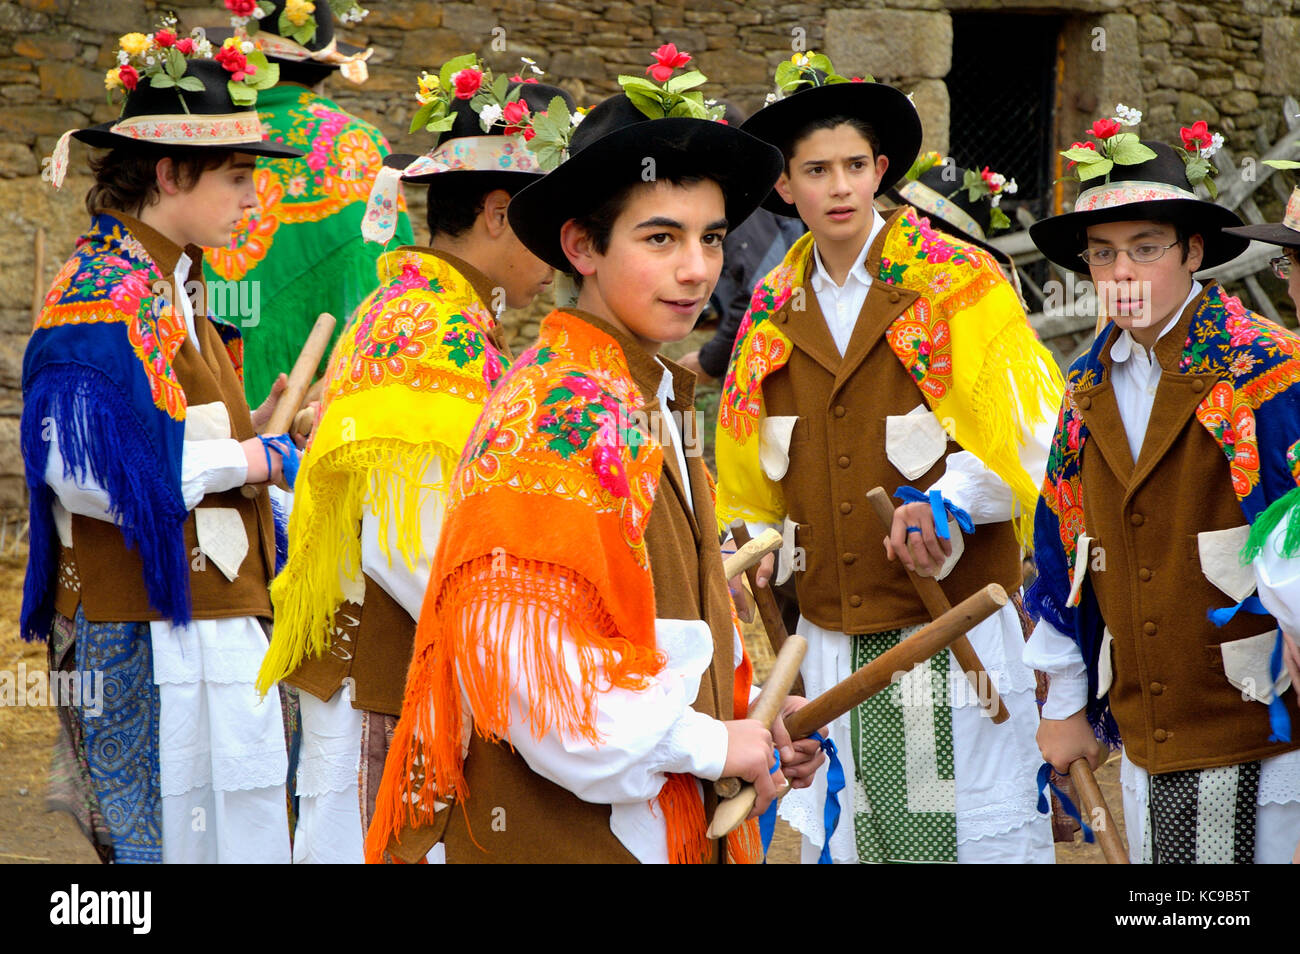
[1258,748,1300,806]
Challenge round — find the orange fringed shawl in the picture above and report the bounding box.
[366,310,759,864]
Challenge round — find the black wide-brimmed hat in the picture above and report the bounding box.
[740,80,922,217]
[208,0,370,79]
[887,164,1011,265]
[69,58,302,159]
[1030,141,1247,274]
[1223,186,1300,251]
[506,93,785,271]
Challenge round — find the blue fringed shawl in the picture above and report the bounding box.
[21,213,245,641]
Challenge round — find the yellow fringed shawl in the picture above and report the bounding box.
[258,249,510,693]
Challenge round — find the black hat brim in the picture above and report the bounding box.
[71,123,303,159]
[740,82,922,217]
[507,117,784,272]
[1029,198,1249,274]
[1222,222,1300,251]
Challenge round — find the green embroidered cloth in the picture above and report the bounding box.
[204,84,414,406]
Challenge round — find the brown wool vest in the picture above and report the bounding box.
[761,211,1022,635]
[58,276,275,623]
[441,322,736,864]
[284,574,414,715]
[1074,299,1300,773]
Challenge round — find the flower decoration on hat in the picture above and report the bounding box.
[106,16,225,113]
[616,44,725,121]
[226,0,367,42]
[959,165,1019,232]
[214,35,281,106]
[1177,119,1226,199]
[1059,104,1158,183]
[772,50,865,94]
[904,150,944,182]
[408,54,577,171]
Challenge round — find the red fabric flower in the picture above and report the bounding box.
[154,29,176,48]
[522,127,536,141]
[452,67,483,99]
[979,165,996,186]
[502,99,531,135]
[225,0,258,15]
[850,76,864,82]
[1180,120,1211,150]
[1089,118,1121,140]
[646,43,690,83]
[175,37,194,54]
[119,63,139,91]
[508,75,538,84]
[215,44,251,80]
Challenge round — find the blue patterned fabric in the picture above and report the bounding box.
[72,607,162,864]
[1026,282,1300,745]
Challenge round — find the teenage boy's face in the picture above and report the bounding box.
[1083,220,1203,331]
[172,153,259,249]
[571,178,727,352]
[774,124,888,245]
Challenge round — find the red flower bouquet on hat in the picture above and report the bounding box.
[616,44,726,121]
[1059,103,1157,182]
[1177,119,1226,198]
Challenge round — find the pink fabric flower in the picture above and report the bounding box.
[452,67,483,99]
[646,43,690,83]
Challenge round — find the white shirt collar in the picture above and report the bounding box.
[810,209,884,293]
[1109,280,1202,365]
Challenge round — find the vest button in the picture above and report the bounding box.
[838,455,851,468]
[849,594,863,607]
[1078,395,1092,410]
[840,501,852,514]
[1144,620,1157,635]
[1153,728,1169,742]
[834,405,846,418]
[1192,378,1205,393]
[1130,512,1144,526]
[1138,567,1152,581]
[842,552,856,565]
[888,290,900,304]
[1150,682,1164,695]
[775,311,787,324]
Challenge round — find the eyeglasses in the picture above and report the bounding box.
[1271,255,1293,280]
[1079,241,1180,267]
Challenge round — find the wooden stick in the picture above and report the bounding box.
[866,486,1009,724]
[31,227,45,324]
[1068,758,1129,864]
[730,522,803,697]
[242,313,336,498]
[714,635,808,799]
[722,527,782,580]
[708,584,1007,839]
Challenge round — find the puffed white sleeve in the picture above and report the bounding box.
[1253,516,1300,634]
[1023,617,1090,720]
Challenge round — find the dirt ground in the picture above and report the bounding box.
[0,544,1118,864]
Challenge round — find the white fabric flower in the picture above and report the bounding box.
[241,40,254,53]
[764,91,778,106]
[1202,131,1225,159]
[1004,178,1018,194]
[1115,103,1142,126]
[477,102,503,132]
[570,110,584,127]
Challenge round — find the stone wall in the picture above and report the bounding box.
[0,0,1297,510]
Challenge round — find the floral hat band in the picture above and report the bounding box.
[255,31,372,82]
[1073,179,1201,213]
[109,111,264,144]
[895,179,986,240]
[360,136,543,245]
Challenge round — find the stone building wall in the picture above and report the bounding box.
[0,0,1297,511]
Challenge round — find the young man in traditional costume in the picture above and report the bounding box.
[204,0,415,407]
[366,46,826,864]
[24,26,305,863]
[259,56,575,863]
[716,54,1062,863]
[1025,117,1300,863]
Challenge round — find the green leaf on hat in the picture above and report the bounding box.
[989,206,1011,232]
[664,69,706,94]
[1263,159,1300,170]
[424,114,456,133]
[176,75,205,92]
[164,47,187,79]
[279,11,317,47]
[617,75,663,96]
[439,54,479,90]
[774,61,799,92]
[531,96,571,140]
[527,140,566,171]
[409,100,437,134]
[1061,147,1104,163]
[1109,134,1157,165]
[228,79,257,106]
[1076,157,1114,181]
[492,73,508,102]
[808,53,834,75]
[246,51,278,90]
[622,85,666,119]
[150,73,177,88]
